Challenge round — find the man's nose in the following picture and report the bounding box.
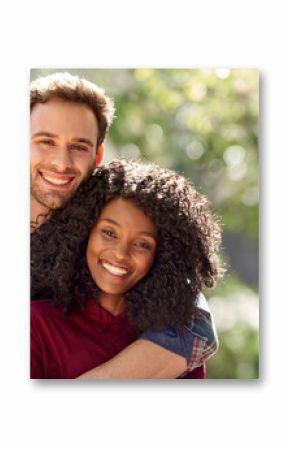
[50,146,73,172]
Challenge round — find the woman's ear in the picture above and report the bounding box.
[95,144,105,166]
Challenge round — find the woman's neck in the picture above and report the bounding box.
[98,292,126,316]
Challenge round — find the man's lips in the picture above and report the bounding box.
[39,170,76,189]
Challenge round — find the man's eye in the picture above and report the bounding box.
[70,144,88,152]
[40,139,55,146]
[102,229,116,239]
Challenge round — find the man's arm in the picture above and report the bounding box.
[77,294,218,380]
[77,339,187,379]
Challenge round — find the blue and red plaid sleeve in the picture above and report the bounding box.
[138,293,218,372]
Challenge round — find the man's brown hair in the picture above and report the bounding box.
[30,72,115,147]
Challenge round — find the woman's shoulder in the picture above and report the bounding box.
[31,299,52,310]
[30,299,62,322]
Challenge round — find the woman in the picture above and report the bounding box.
[31,160,223,379]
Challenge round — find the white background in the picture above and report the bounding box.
[0,1,289,447]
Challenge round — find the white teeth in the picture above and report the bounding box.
[42,174,72,185]
[102,261,128,276]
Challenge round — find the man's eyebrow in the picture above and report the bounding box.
[71,138,94,148]
[99,218,157,239]
[31,132,94,148]
[32,131,57,138]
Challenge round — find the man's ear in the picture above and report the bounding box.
[95,143,105,166]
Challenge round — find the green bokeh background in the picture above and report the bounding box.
[31,68,259,379]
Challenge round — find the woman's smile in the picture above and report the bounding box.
[100,260,130,277]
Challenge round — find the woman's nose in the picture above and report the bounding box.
[114,241,130,261]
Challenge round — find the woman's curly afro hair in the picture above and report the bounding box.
[31,160,224,332]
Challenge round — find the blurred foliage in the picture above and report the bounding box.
[31,68,259,378]
[205,274,259,379]
[207,324,259,379]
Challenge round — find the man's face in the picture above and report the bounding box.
[30,99,99,213]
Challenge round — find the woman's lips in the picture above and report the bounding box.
[101,260,130,277]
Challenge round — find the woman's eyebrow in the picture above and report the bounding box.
[99,218,120,227]
[99,218,157,239]
[138,231,157,239]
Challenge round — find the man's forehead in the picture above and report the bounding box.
[30,99,96,120]
[30,100,99,139]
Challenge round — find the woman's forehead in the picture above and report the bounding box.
[98,197,157,236]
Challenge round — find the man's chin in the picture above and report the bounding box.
[32,190,75,211]
[44,192,74,209]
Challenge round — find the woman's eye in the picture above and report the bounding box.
[102,229,116,239]
[134,241,152,251]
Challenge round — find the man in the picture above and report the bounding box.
[30,72,218,378]
[30,73,111,228]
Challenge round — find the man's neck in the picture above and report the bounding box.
[30,197,50,231]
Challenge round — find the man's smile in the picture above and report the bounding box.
[39,170,76,189]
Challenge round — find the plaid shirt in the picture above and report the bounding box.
[139,293,218,373]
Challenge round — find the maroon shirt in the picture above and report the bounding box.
[31,299,137,379]
[31,299,205,379]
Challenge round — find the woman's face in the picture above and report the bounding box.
[86,197,158,297]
